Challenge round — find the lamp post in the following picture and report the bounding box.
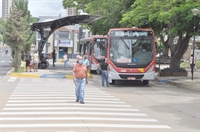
[191,8,199,80]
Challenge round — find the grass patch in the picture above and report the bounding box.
[180,61,190,68]
[180,60,200,68]
[196,60,200,69]
[12,68,24,73]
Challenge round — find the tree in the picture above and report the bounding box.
[120,0,200,70]
[62,0,135,35]
[0,0,36,72]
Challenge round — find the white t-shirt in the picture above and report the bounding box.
[190,57,196,64]
[63,54,68,61]
[33,53,39,61]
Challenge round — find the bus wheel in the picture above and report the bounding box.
[143,80,149,85]
[109,80,115,85]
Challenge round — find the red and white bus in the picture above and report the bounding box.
[79,36,107,71]
[106,28,156,85]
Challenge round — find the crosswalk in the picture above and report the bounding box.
[0,78,171,131]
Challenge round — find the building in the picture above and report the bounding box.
[66,7,76,16]
[2,0,12,19]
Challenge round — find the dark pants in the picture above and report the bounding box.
[190,64,195,73]
[53,58,56,65]
[101,70,109,87]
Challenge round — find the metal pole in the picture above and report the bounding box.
[71,30,74,58]
[159,33,162,73]
[192,15,196,80]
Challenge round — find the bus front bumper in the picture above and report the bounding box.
[110,71,155,81]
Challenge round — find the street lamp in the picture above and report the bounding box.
[191,8,199,80]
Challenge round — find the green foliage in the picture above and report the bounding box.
[120,0,200,69]
[0,0,36,72]
[62,0,135,34]
[156,41,164,53]
[0,34,2,42]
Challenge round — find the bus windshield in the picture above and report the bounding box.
[110,37,154,64]
[93,38,106,60]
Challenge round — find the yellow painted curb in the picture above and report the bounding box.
[66,75,73,79]
[88,73,92,78]
[10,73,40,78]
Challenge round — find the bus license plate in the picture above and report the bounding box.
[127,77,135,80]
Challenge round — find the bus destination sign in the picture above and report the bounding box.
[95,38,106,42]
[110,30,153,37]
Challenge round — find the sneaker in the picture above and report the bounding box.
[80,101,84,104]
[76,99,79,102]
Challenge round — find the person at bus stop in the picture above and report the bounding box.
[100,58,110,87]
[5,46,8,54]
[52,50,56,66]
[24,51,31,72]
[190,54,197,73]
[63,52,69,69]
[73,56,88,104]
[33,51,39,72]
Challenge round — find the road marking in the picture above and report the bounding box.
[3,107,138,111]
[9,97,119,100]
[12,92,110,96]
[7,77,17,82]
[0,124,171,129]
[0,112,147,116]
[10,94,115,98]
[0,117,157,122]
[7,100,125,104]
[1,60,5,63]
[0,111,148,116]
[1,80,171,130]
[12,91,108,94]
[5,103,131,107]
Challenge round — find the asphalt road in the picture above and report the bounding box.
[0,46,12,78]
[0,74,199,132]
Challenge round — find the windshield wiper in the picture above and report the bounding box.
[120,37,130,50]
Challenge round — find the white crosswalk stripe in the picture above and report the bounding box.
[0,78,171,131]
[7,77,17,82]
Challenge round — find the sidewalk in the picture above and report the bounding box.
[8,62,200,91]
[155,64,200,91]
[9,59,78,78]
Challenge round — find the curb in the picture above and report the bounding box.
[10,73,40,78]
[155,76,200,92]
[167,80,200,92]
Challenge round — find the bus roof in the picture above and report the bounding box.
[80,35,107,42]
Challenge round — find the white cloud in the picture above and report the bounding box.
[0,0,66,18]
[28,0,66,17]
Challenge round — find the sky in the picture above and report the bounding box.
[0,0,66,18]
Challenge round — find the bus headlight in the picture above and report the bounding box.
[109,65,118,73]
[147,65,155,73]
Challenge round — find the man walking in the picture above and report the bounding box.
[73,56,88,104]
